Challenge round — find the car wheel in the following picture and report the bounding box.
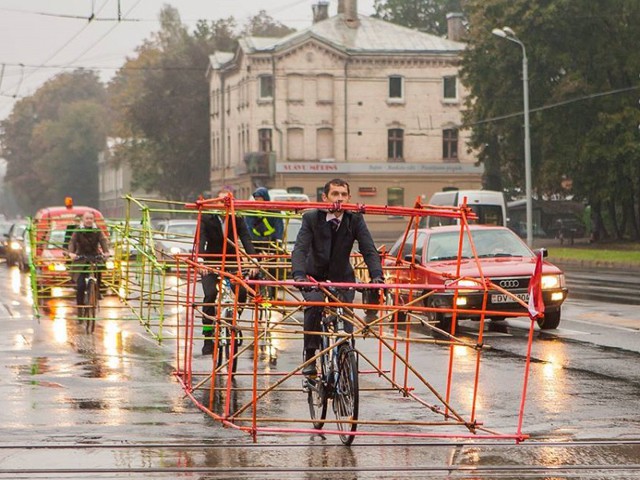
[537,309,561,330]
[385,292,407,323]
[425,296,453,333]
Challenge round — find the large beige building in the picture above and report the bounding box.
[207,0,482,238]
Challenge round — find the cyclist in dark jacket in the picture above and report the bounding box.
[68,211,110,312]
[199,191,258,356]
[291,178,383,378]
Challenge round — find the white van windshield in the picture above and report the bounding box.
[422,204,505,228]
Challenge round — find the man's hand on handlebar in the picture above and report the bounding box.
[294,276,313,292]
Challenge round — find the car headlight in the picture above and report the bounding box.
[169,246,183,255]
[9,241,22,250]
[446,278,481,292]
[105,260,115,270]
[541,274,565,290]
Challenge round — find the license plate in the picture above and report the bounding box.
[491,293,529,304]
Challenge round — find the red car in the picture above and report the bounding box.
[383,225,568,330]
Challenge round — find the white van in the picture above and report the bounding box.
[421,190,507,228]
[268,189,310,203]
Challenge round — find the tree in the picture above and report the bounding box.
[460,0,640,240]
[0,70,107,211]
[373,0,463,36]
[108,6,229,202]
[109,7,295,203]
[241,10,296,37]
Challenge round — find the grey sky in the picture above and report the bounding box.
[0,0,375,120]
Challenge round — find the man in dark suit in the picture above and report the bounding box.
[291,178,383,378]
[199,191,258,356]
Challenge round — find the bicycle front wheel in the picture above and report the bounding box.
[334,346,359,445]
[84,279,98,334]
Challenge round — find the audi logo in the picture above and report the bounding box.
[498,279,520,289]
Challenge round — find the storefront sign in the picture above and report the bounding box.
[276,162,483,174]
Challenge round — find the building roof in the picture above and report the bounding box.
[205,13,466,73]
[241,14,464,55]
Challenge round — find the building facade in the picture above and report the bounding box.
[207,0,482,238]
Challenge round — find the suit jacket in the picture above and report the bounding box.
[198,213,256,258]
[291,209,382,282]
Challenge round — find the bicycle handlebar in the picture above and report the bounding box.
[75,254,106,263]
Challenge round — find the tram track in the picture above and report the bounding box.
[1,440,640,479]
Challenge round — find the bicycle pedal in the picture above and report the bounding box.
[302,378,316,392]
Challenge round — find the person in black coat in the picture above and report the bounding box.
[198,196,258,356]
[291,178,383,377]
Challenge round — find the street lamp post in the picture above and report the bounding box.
[492,27,533,247]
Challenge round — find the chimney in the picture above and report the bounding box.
[338,0,359,28]
[446,12,464,41]
[312,1,329,23]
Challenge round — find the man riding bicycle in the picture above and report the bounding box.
[68,211,110,316]
[291,178,383,379]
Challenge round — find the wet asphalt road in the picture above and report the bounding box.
[1,263,640,479]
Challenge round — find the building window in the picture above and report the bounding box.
[387,187,404,217]
[288,186,304,194]
[443,128,458,161]
[259,128,272,152]
[316,127,334,161]
[389,75,403,99]
[287,127,304,161]
[316,187,324,202]
[443,75,457,101]
[317,74,334,103]
[259,75,274,99]
[287,74,303,101]
[388,128,404,162]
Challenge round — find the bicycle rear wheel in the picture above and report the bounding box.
[307,353,328,430]
[216,309,240,374]
[334,345,359,445]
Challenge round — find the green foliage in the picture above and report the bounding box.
[373,0,463,35]
[460,0,640,240]
[109,7,296,203]
[0,70,107,212]
[241,10,296,37]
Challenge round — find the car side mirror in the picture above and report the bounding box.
[535,248,548,258]
[404,254,421,265]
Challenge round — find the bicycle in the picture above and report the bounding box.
[254,271,278,366]
[215,275,244,375]
[304,285,359,445]
[76,255,104,334]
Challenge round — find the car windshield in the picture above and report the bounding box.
[14,224,27,237]
[47,229,67,249]
[427,229,533,261]
[165,223,197,239]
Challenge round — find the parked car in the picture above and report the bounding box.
[0,220,13,258]
[5,220,30,271]
[153,219,197,263]
[383,225,568,330]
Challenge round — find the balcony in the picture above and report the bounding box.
[243,151,276,177]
